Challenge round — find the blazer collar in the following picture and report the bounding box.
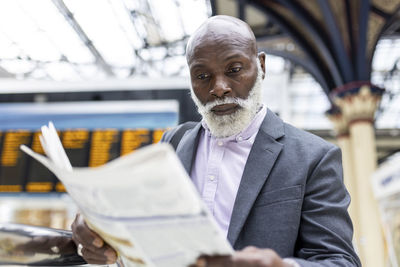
[227,109,285,246]
[260,108,285,140]
[175,122,202,174]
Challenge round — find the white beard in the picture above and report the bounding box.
[191,60,264,138]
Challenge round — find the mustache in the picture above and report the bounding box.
[204,97,244,112]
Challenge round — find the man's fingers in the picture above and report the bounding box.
[74,241,117,265]
[71,213,118,265]
[196,257,207,267]
[202,255,233,267]
[76,241,116,255]
[71,213,104,248]
[241,246,259,252]
[79,244,118,264]
[232,248,284,267]
[72,231,117,259]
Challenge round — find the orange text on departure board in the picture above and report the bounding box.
[0,185,22,192]
[89,129,119,167]
[56,182,66,192]
[121,129,150,155]
[152,129,166,143]
[1,131,31,166]
[26,182,53,192]
[31,132,45,154]
[62,130,89,149]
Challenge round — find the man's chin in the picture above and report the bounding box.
[203,108,251,138]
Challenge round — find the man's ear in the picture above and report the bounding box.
[258,52,266,79]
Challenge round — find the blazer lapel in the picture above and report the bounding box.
[227,110,285,246]
[175,122,202,174]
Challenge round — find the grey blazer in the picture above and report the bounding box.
[161,110,361,267]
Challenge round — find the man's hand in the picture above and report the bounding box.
[70,213,117,265]
[191,246,293,267]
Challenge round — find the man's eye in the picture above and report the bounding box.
[197,73,209,80]
[228,67,241,73]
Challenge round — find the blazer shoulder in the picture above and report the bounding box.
[160,121,199,143]
[160,126,180,143]
[281,122,338,154]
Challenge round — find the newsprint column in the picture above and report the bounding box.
[332,83,385,267]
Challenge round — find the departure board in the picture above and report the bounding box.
[0,131,31,192]
[26,131,55,192]
[0,100,179,193]
[89,129,120,167]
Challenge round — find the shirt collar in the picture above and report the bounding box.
[201,105,267,143]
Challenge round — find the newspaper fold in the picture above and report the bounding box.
[20,122,233,267]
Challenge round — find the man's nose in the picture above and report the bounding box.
[210,77,231,98]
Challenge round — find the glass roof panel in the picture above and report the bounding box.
[0,1,60,61]
[372,38,400,129]
[265,56,286,73]
[76,65,103,77]
[0,59,36,75]
[0,0,211,79]
[0,32,19,59]
[178,0,210,34]
[372,39,400,72]
[43,61,81,81]
[64,0,136,67]
[108,0,143,49]
[148,0,184,42]
[17,0,95,64]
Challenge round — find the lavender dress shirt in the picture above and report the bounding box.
[190,105,267,237]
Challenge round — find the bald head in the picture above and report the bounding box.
[186,15,257,64]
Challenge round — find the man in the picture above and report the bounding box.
[71,15,361,266]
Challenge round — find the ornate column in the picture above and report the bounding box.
[332,82,385,267]
[326,108,360,253]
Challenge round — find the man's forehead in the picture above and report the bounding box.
[189,46,252,67]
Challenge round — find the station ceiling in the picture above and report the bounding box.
[0,0,210,80]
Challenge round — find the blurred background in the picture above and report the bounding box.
[0,0,399,266]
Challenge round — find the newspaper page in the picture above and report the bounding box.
[20,122,233,267]
[372,154,400,267]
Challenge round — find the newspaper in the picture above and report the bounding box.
[372,153,400,267]
[20,122,233,267]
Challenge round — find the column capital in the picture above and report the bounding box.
[326,107,349,137]
[331,82,384,125]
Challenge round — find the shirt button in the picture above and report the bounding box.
[237,136,243,141]
[209,175,215,181]
[217,141,223,146]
